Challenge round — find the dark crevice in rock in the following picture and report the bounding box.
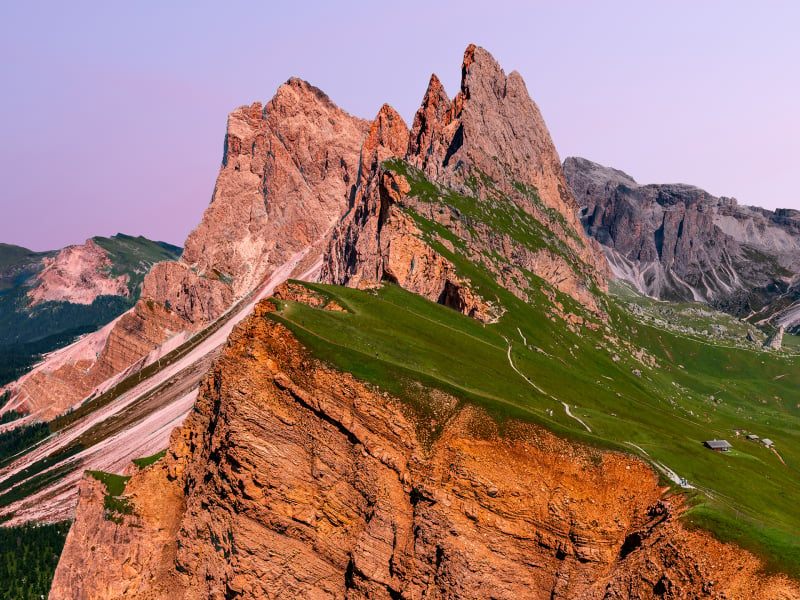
[619,531,643,560]
[437,281,465,312]
[284,386,362,447]
[442,124,464,167]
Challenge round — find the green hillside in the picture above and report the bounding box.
[92,233,182,293]
[0,234,181,386]
[260,159,800,577]
[0,244,54,291]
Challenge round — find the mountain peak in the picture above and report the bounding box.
[407,74,452,173]
[459,43,506,102]
[359,104,409,184]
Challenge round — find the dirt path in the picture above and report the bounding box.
[561,401,592,433]
[503,337,592,433]
[771,447,787,466]
[624,442,692,488]
[503,338,547,396]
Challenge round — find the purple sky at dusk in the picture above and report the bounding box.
[1,1,798,251]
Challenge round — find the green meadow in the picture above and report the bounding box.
[263,159,800,577]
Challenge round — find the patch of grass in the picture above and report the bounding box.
[86,470,133,521]
[383,158,577,262]
[131,449,166,469]
[684,503,800,577]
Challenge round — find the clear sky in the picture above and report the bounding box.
[1,1,798,251]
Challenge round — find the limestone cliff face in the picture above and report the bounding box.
[143,79,369,325]
[50,301,799,599]
[407,46,609,281]
[565,156,800,323]
[27,239,130,306]
[321,105,412,289]
[322,46,609,318]
[10,80,367,418]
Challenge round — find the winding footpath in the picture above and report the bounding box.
[503,337,592,433]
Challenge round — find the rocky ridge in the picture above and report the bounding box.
[143,80,369,325]
[322,45,610,319]
[50,302,799,599]
[565,156,800,329]
[12,301,188,419]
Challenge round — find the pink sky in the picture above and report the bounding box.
[1,1,798,251]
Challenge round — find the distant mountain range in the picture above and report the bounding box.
[0,235,180,385]
[565,156,800,332]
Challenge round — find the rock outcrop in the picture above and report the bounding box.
[7,80,368,418]
[50,301,799,599]
[143,79,369,325]
[322,45,609,319]
[565,156,800,326]
[765,325,784,350]
[27,239,130,306]
[15,300,189,419]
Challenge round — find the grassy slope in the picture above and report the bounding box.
[0,244,54,291]
[261,159,800,577]
[92,233,181,293]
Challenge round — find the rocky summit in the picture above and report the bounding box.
[143,79,369,326]
[322,45,609,317]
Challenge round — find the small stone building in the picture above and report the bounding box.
[704,439,732,452]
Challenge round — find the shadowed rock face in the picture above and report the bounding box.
[565,156,800,325]
[50,302,799,599]
[322,45,609,319]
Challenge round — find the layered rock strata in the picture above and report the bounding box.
[50,301,799,599]
[565,156,800,325]
[15,301,189,419]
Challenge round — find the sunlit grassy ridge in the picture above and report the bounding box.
[264,159,800,577]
